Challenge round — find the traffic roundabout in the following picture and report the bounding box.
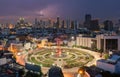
[26,48,94,68]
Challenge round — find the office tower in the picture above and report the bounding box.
[19,17,25,24]
[74,20,78,30]
[115,19,120,28]
[39,20,43,28]
[85,14,91,22]
[53,21,56,28]
[104,20,113,31]
[16,17,27,28]
[39,20,44,28]
[48,19,52,28]
[84,14,92,30]
[70,20,78,30]
[66,18,71,29]
[71,20,74,29]
[61,20,65,29]
[35,18,38,25]
[115,19,120,34]
[90,19,100,31]
[35,18,40,28]
[56,16,60,28]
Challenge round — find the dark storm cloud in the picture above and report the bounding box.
[57,0,120,20]
[0,0,58,16]
[82,0,120,19]
[0,0,120,20]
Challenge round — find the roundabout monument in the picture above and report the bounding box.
[26,38,94,69]
[26,48,94,68]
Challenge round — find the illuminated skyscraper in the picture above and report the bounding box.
[19,17,25,24]
[16,17,29,28]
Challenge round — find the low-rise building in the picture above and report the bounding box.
[96,55,120,74]
[76,34,120,52]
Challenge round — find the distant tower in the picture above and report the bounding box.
[17,17,26,28]
[74,20,78,30]
[118,19,120,24]
[66,18,71,29]
[19,17,25,24]
[85,14,91,23]
[48,19,52,28]
[40,20,43,28]
[56,16,60,28]
[61,20,65,29]
[104,20,113,31]
[71,20,74,29]
[35,18,38,25]
[90,19,100,31]
[115,19,120,28]
[84,14,92,30]
[70,20,78,30]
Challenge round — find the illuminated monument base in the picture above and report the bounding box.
[51,50,67,58]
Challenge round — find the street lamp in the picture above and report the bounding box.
[71,36,75,47]
[77,67,85,77]
[78,70,83,74]
[71,36,74,40]
[91,41,93,49]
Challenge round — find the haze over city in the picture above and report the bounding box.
[1,0,120,77]
[0,0,120,23]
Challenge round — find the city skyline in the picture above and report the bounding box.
[0,0,120,23]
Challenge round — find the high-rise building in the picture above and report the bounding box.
[115,19,120,34]
[74,20,78,30]
[35,18,38,25]
[85,14,91,23]
[90,19,100,31]
[61,20,65,29]
[84,14,100,31]
[40,20,44,28]
[66,18,71,29]
[16,17,29,28]
[84,14,92,30]
[53,21,56,28]
[71,20,74,29]
[104,20,113,31]
[19,17,25,24]
[56,16,60,28]
[115,19,120,28]
[48,19,52,28]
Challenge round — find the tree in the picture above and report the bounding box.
[104,53,109,59]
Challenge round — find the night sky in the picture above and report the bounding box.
[0,0,120,23]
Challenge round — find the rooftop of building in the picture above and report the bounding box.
[98,55,120,65]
